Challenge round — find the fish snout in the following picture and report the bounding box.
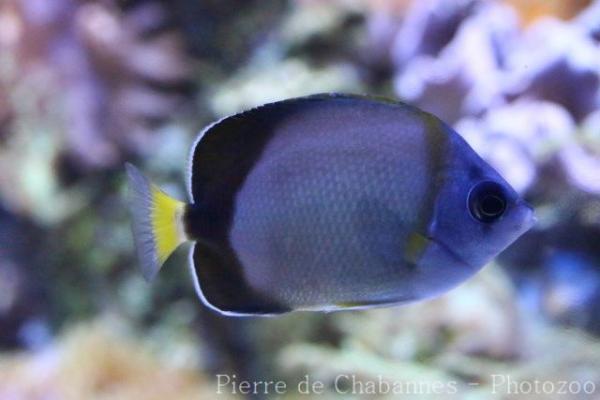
[514,199,537,231]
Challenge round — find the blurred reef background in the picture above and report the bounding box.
[0,0,600,398]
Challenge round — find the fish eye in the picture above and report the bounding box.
[468,181,507,223]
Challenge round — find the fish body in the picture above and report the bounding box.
[126,93,535,316]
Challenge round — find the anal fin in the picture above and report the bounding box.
[189,244,291,317]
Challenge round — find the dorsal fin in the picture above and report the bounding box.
[189,94,351,201]
[187,93,412,216]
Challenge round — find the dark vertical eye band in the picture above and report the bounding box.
[468,181,507,223]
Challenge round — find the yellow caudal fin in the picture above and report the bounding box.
[125,163,188,281]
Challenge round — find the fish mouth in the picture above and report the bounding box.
[524,202,537,226]
[514,199,537,231]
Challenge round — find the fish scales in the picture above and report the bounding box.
[230,99,444,307]
[125,93,535,316]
